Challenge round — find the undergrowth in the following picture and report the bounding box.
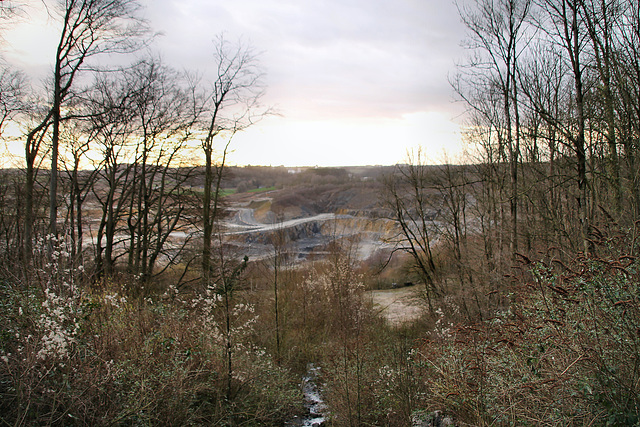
[410,227,640,425]
[3,228,640,426]
[0,237,299,426]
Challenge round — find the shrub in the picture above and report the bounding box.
[413,232,640,425]
[0,237,299,426]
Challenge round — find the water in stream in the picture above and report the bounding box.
[286,363,327,427]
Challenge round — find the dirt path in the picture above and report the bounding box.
[369,287,425,326]
[224,207,338,234]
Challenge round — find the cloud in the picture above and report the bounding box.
[144,0,466,121]
[3,0,468,166]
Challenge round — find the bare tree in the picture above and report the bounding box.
[199,36,267,284]
[59,122,98,262]
[87,70,139,278]
[383,149,440,309]
[0,62,30,261]
[24,112,51,264]
[0,1,23,23]
[578,0,624,213]
[532,0,591,251]
[0,67,27,138]
[456,0,533,256]
[29,0,148,240]
[614,0,640,216]
[122,58,199,282]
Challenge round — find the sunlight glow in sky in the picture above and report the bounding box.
[228,112,464,166]
[1,0,468,167]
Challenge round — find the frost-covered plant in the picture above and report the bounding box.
[30,235,87,362]
[31,234,83,293]
[102,291,127,309]
[36,286,81,360]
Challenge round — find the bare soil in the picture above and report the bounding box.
[369,287,426,326]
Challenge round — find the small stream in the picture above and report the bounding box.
[286,363,327,427]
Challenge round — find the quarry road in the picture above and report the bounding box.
[224,208,342,235]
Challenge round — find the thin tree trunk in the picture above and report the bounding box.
[570,3,590,252]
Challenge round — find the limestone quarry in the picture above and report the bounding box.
[220,168,401,263]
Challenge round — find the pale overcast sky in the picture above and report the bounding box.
[2,0,468,166]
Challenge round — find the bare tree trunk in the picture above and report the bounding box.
[24,120,51,264]
[202,144,213,282]
[50,58,62,238]
[580,0,622,214]
[568,2,590,252]
[24,149,35,263]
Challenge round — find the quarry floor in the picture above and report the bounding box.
[369,286,426,326]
